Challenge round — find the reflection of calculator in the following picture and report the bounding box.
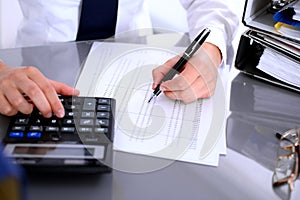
[2,95,115,173]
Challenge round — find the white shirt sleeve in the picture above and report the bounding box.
[179,0,239,65]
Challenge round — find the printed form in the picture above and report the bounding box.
[76,42,227,167]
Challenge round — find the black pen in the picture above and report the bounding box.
[148,28,211,103]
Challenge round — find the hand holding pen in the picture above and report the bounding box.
[149,28,220,103]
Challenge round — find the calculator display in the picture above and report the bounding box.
[13,146,94,157]
[4,144,105,160]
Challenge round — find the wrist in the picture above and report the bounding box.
[202,42,222,67]
[0,60,5,69]
[0,60,10,72]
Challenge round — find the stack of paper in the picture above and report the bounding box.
[257,48,300,88]
[76,42,228,168]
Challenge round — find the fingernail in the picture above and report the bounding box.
[152,83,157,90]
[73,89,80,95]
[45,112,52,118]
[56,109,65,118]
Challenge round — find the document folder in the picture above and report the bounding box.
[235,0,300,92]
[242,0,300,41]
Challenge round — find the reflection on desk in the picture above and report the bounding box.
[227,73,300,200]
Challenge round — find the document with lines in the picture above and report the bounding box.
[76,42,227,166]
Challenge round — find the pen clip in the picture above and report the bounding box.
[185,28,211,57]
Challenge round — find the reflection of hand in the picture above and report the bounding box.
[0,62,80,117]
[152,42,221,103]
[14,146,56,155]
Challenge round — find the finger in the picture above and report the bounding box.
[175,58,216,92]
[151,55,181,89]
[50,80,80,96]
[0,94,18,116]
[160,64,200,91]
[4,88,34,115]
[19,78,53,118]
[32,80,63,118]
[25,68,80,117]
[51,80,80,117]
[26,68,78,118]
[164,75,216,103]
[18,67,55,118]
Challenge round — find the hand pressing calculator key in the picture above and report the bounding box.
[2,95,115,174]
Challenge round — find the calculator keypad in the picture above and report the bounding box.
[4,96,115,145]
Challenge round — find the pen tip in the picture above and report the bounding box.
[148,94,155,103]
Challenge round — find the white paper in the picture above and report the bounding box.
[257,48,300,88]
[76,42,227,166]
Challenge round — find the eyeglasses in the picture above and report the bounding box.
[272,128,300,199]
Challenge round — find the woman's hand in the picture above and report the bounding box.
[151,42,221,103]
[0,62,79,117]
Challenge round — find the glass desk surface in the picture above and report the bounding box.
[0,39,299,200]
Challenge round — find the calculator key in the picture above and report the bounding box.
[63,119,75,125]
[78,127,92,133]
[59,97,65,103]
[97,105,110,111]
[29,126,43,131]
[45,126,59,132]
[82,111,95,118]
[96,112,110,119]
[9,132,24,138]
[65,105,80,110]
[95,128,108,134]
[83,98,96,111]
[96,119,109,127]
[35,119,42,124]
[98,99,110,105]
[66,111,78,117]
[70,97,82,104]
[12,126,26,131]
[15,118,29,125]
[61,127,75,133]
[49,119,58,124]
[80,119,94,126]
[27,132,42,139]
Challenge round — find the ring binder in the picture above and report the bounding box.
[235,0,300,92]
